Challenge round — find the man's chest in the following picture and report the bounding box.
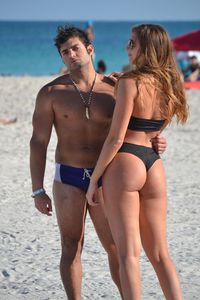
[52,90,115,120]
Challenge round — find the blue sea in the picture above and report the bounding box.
[0,21,199,76]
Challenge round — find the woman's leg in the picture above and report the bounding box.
[140,160,182,300]
[103,153,146,300]
[88,191,122,297]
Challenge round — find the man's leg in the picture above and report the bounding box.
[88,188,122,297]
[53,181,87,300]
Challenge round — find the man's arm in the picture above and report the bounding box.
[151,134,167,154]
[30,85,54,216]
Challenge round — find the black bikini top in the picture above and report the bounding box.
[128,116,165,132]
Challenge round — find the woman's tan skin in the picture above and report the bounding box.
[86,24,188,300]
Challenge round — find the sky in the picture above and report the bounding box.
[0,0,200,21]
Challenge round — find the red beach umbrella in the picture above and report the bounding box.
[172,30,200,51]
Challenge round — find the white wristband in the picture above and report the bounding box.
[31,188,46,198]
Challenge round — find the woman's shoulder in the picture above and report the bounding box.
[118,71,137,85]
[117,75,137,92]
[116,74,138,99]
[120,72,155,84]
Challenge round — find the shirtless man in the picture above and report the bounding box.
[30,26,166,299]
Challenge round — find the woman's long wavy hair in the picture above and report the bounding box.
[121,24,188,124]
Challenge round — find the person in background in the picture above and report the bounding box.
[96,59,107,74]
[0,117,17,125]
[122,63,132,72]
[183,55,200,81]
[87,24,188,299]
[85,20,95,63]
[84,20,95,43]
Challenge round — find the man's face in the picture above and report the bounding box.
[60,37,94,71]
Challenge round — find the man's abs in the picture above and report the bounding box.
[55,142,104,168]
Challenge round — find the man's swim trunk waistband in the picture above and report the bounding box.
[54,163,102,192]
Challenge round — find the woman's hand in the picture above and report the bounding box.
[86,181,100,206]
[108,72,122,83]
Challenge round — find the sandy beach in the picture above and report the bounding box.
[0,75,200,300]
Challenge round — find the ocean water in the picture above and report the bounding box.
[0,21,199,76]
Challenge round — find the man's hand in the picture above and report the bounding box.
[34,194,52,216]
[151,134,167,154]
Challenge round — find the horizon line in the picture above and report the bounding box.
[0,19,200,22]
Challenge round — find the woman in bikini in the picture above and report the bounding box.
[86,24,188,299]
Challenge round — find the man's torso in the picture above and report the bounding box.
[46,74,115,167]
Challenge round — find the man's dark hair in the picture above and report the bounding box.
[54,26,91,53]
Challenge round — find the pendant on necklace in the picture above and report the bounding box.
[69,73,97,121]
[85,106,90,120]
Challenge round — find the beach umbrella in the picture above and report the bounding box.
[172,30,200,51]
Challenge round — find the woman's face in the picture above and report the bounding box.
[126,32,140,64]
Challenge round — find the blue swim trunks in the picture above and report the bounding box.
[54,163,102,192]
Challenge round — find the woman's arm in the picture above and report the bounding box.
[86,78,137,204]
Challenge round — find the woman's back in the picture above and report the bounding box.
[132,77,163,119]
[124,76,166,147]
